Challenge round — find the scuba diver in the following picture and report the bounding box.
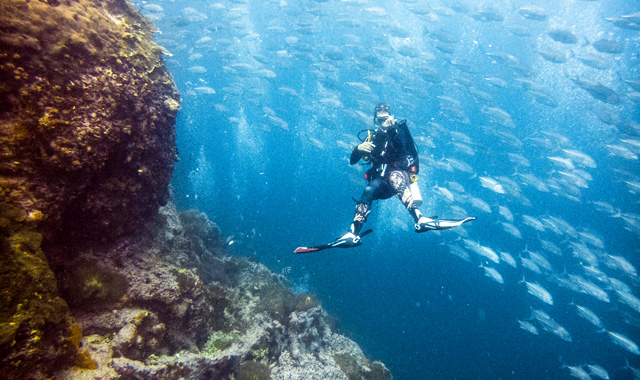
[335,103,475,247]
[294,103,474,254]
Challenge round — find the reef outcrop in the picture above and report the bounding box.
[54,202,392,380]
[1,0,178,377]
[0,0,179,244]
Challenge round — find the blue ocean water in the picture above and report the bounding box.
[136,0,640,378]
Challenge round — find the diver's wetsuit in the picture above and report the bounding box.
[349,119,420,235]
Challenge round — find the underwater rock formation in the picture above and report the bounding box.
[53,203,392,380]
[0,0,179,244]
[0,0,178,378]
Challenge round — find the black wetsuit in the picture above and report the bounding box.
[348,120,420,234]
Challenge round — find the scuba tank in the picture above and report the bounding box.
[395,119,422,207]
[409,174,423,208]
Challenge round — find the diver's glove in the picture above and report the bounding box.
[358,141,375,153]
[381,116,395,129]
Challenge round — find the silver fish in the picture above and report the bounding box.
[538,48,568,63]
[604,255,637,277]
[571,76,621,104]
[518,6,549,21]
[586,364,610,380]
[592,39,624,54]
[547,29,578,44]
[523,281,554,305]
[565,365,592,380]
[607,331,640,355]
[574,304,604,329]
[501,222,522,239]
[616,291,640,314]
[479,176,506,194]
[568,274,610,303]
[562,149,597,168]
[533,309,572,342]
[518,320,538,335]
[499,251,517,267]
[482,266,504,284]
[498,205,514,221]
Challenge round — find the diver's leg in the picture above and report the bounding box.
[349,202,371,236]
[387,171,475,232]
[388,171,421,222]
[409,208,424,223]
[344,179,379,237]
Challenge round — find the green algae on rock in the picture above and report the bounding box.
[0,202,76,379]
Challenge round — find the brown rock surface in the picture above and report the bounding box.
[0,0,179,246]
[0,0,179,378]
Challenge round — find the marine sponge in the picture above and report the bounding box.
[58,260,129,309]
[334,354,392,380]
[236,360,270,380]
[294,293,321,312]
[203,330,241,357]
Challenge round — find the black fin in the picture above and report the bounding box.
[360,229,373,237]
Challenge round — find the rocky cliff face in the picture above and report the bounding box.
[0,0,179,244]
[0,1,392,379]
[1,0,178,377]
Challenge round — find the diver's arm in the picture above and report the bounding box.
[350,141,375,165]
[350,145,363,165]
